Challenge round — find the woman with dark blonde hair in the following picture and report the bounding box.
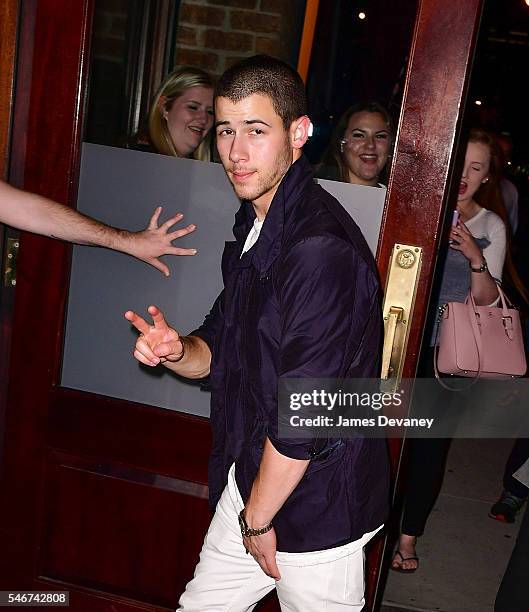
[143,66,215,161]
[317,101,394,186]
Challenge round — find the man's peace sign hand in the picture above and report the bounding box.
[125,305,184,366]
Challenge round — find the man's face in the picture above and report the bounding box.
[215,94,294,211]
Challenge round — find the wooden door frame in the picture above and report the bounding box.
[0,0,21,470]
[369,0,484,607]
[0,0,96,589]
[0,0,19,177]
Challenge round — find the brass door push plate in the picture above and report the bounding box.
[381,244,422,390]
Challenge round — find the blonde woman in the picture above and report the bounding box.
[142,66,215,161]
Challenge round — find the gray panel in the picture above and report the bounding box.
[61,144,385,417]
[315,179,386,253]
[61,144,239,417]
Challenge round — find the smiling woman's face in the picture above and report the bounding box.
[162,86,214,157]
[341,111,391,186]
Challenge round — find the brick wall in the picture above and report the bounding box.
[91,0,128,62]
[174,0,300,75]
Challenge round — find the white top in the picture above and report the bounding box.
[241,217,264,256]
[430,206,506,345]
[465,207,506,282]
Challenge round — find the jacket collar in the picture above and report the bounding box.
[232,155,314,274]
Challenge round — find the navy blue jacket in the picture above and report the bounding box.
[193,156,389,552]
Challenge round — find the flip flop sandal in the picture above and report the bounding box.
[391,550,419,573]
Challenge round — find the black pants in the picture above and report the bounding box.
[401,347,461,537]
[401,353,529,536]
[401,437,453,536]
[502,438,529,499]
[495,504,529,611]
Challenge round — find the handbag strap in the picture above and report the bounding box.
[467,283,515,340]
[466,284,514,338]
[466,292,483,378]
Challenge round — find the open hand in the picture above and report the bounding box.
[124,305,184,366]
[127,207,197,277]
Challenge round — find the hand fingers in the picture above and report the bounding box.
[255,553,280,580]
[146,257,170,277]
[134,339,160,366]
[148,305,170,330]
[148,206,163,230]
[167,224,196,240]
[153,340,182,360]
[457,221,470,235]
[124,310,151,335]
[164,247,198,256]
[450,227,466,241]
[160,212,185,232]
[133,349,158,367]
[263,552,281,580]
[257,556,273,578]
[245,535,280,581]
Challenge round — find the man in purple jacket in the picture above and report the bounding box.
[126,55,389,611]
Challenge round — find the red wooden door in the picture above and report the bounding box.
[0,1,483,610]
[0,2,211,610]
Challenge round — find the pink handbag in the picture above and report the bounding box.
[434,285,527,384]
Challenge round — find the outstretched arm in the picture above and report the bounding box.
[0,180,196,276]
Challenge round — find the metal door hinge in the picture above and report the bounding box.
[3,238,19,287]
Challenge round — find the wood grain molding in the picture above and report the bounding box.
[0,0,19,180]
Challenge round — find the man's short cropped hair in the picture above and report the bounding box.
[215,55,307,129]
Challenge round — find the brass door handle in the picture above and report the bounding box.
[381,306,404,380]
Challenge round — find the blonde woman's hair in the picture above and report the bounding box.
[148,66,215,161]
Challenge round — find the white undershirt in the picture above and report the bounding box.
[241,218,264,257]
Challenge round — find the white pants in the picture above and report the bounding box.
[178,465,382,611]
